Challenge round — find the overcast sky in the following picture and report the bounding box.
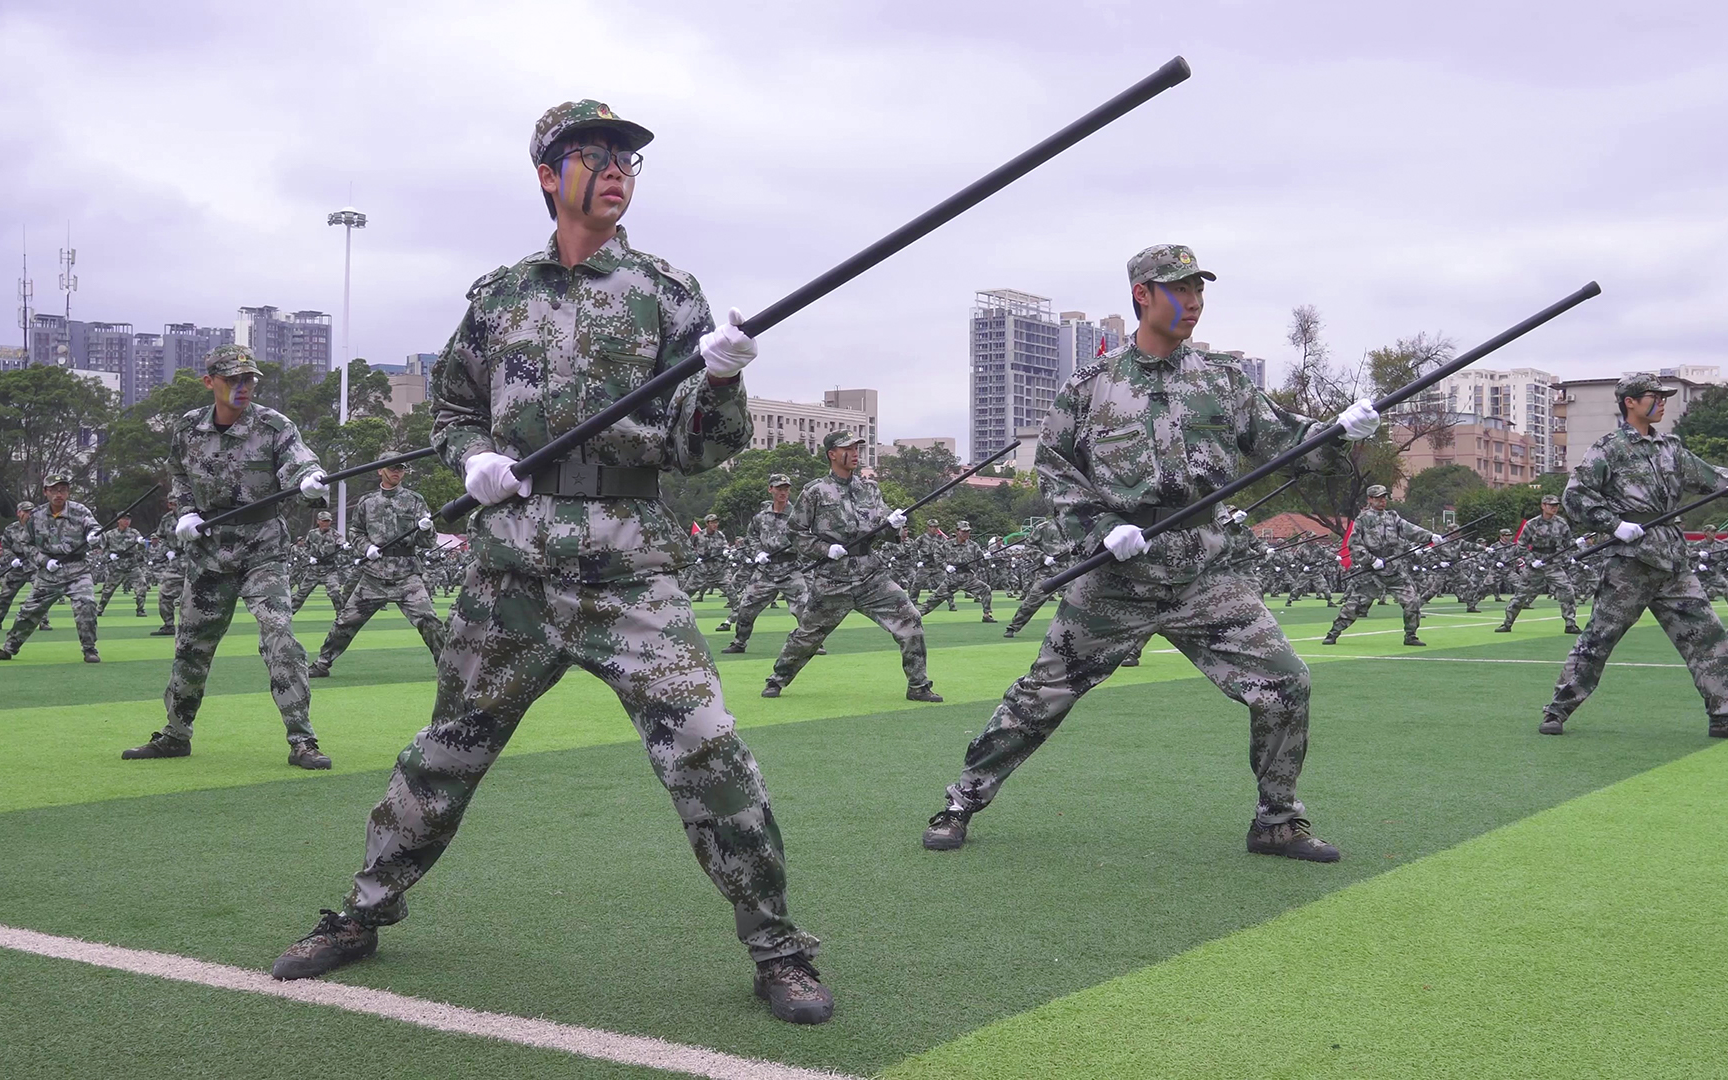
[4,1,1723,457]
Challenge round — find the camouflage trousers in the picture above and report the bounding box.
[1005,577,1061,634]
[1328,570,1423,637]
[1505,562,1577,625]
[342,566,819,963]
[1544,557,1728,727]
[946,568,1310,824]
[98,563,150,614]
[917,572,992,617]
[314,571,446,668]
[291,569,347,613]
[1285,570,1332,602]
[157,563,185,627]
[770,571,931,691]
[162,560,315,745]
[4,565,98,652]
[683,563,728,599]
[1454,570,1489,609]
[0,566,32,624]
[730,568,811,648]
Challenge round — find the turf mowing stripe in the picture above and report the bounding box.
[884,743,1728,1080]
[0,924,862,1080]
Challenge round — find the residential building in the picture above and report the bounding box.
[163,323,235,377]
[383,352,438,417]
[1056,311,1124,386]
[1395,413,1540,490]
[822,389,879,463]
[0,345,25,371]
[1010,426,1041,474]
[1432,366,1561,474]
[876,436,958,462]
[970,289,1059,463]
[1554,373,1718,472]
[746,396,874,463]
[1190,340,1267,389]
[235,306,333,372]
[131,333,165,403]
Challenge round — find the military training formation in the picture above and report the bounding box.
[7,85,1727,1034]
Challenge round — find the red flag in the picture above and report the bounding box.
[691,521,701,536]
[1339,520,1353,569]
[1512,517,1529,543]
[1095,336,1109,357]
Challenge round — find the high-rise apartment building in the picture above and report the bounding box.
[236,306,333,372]
[1434,367,1561,474]
[970,289,1058,463]
[822,388,878,466]
[163,323,236,378]
[1056,311,1125,386]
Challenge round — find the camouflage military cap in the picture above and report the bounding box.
[530,100,654,165]
[316,510,333,522]
[41,473,70,488]
[822,430,863,452]
[1500,528,1513,536]
[1365,484,1390,498]
[1541,494,1561,506]
[767,473,792,487]
[956,520,972,531]
[1127,243,1217,286]
[205,344,261,377]
[15,501,34,512]
[1614,372,1679,400]
[704,513,718,522]
[926,519,939,527]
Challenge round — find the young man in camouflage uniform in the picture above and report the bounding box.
[909,519,947,606]
[96,512,150,617]
[685,513,729,601]
[0,475,102,662]
[1539,373,1728,738]
[761,429,941,703]
[1002,516,1076,638]
[290,511,350,613]
[1488,528,1519,600]
[720,474,810,654]
[271,100,832,1024]
[0,501,38,625]
[1496,494,1582,634]
[916,520,996,622]
[1321,484,1440,647]
[119,345,332,769]
[922,244,1381,859]
[307,458,445,676]
[150,495,185,636]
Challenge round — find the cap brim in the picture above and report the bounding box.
[565,118,654,152]
[1145,269,1217,284]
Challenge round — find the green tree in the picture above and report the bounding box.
[0,365,119,511]
[706,444,828,535]
[1401,464,1486,530]
[1454,485,1546,539]
[876,445,961,496]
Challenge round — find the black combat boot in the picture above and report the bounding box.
[1403,634,1427,646]
[121,731,191,760]
[272,910,378,980]
[1538,713,1566,735]
[288,739,331,770]
[720,641,746,654]
[922,806,972,850]
[1247,816,1340,862]
[753,953,833,1024]
[906,684,944,703]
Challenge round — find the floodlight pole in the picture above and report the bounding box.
[327,207,367,532]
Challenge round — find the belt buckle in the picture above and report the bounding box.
[560,458,601,497]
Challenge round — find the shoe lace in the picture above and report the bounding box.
[296,739,322,753]
[928,807,969,828]
[1286,817,1314,838]
[302,909,351,941]
[767,953,822,987]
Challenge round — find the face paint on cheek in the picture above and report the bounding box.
[1157,284,1182,332]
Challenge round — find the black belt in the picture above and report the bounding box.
[210,504,282,526]
[57,554,86,564]
[1123,506,1196,529]
[528,459,660,499]
[379,543,417,558]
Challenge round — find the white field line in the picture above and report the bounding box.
[1300,654,1685,669]
[0,925,863,1080]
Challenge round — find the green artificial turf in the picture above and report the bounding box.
[0,600,1715,1077]
[887,742,1728,1080]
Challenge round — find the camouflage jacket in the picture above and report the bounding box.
[24,501,101,572]
[693,528,729,561]
[1517,515,1574,557]
[303,526,347,564]
[3,519,34,571]
[151,511,184,563]
[946,538,986,573]
[1564,420,1728,573]
[912,532,946,568]
[1040,340,1320,585]
[1023,518,1075,561]
[349,485,433,581]
[430,228,750,583]
[101,526,147,565]
[170,402,323,568]
[744,504,801,581]
[788,470,900,587]
[1348,509,1439,571]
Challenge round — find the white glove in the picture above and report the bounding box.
[86,529,102,544]
[1230,509,1248,526]
[826,543,847,560]
[1103,523,1150,562]
[46,558,61,571]
[464,452,530,505]
[338,538,350,548]
[1264,547,1276,557]
[1440,561,1450,569]
[1336,398,1380,440]
[1575,536,1590,550]
[699,306,756,379]
[308,557,318,565]
[8,558,20,569]
[1302,566,1311,572]
[300,470,330,501]
[1371,558,1385,570]
[109,552,119,561]
[945,564,956,573]
[887,509,908,529]
[1532,559,1544,569]
[755,551,770,565]
[165,550,176,562]
[916,561,924,567]
[1613,520,1645,543]
[418,516,434,532]
[1044,555,1056,566]
[365,544,381,560]
[1496,561,1505,568]
[175,513,205,541]
[1701,563,1710,572]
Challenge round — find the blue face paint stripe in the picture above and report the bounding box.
[1157,283,1183,332]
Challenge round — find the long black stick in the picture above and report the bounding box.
[1574,488,1728,560]
[1040,282,1602,593]
[1241,474,1303,517]
[843,439,1022,555]
[68,482,163,557]
[198,447,436,533]
[437,57,1194,523]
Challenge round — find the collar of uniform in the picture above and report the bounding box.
[1126,340,1191,370]
[194,402,256,438]
[535,227,631,276]
[1616,418,1668,445]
